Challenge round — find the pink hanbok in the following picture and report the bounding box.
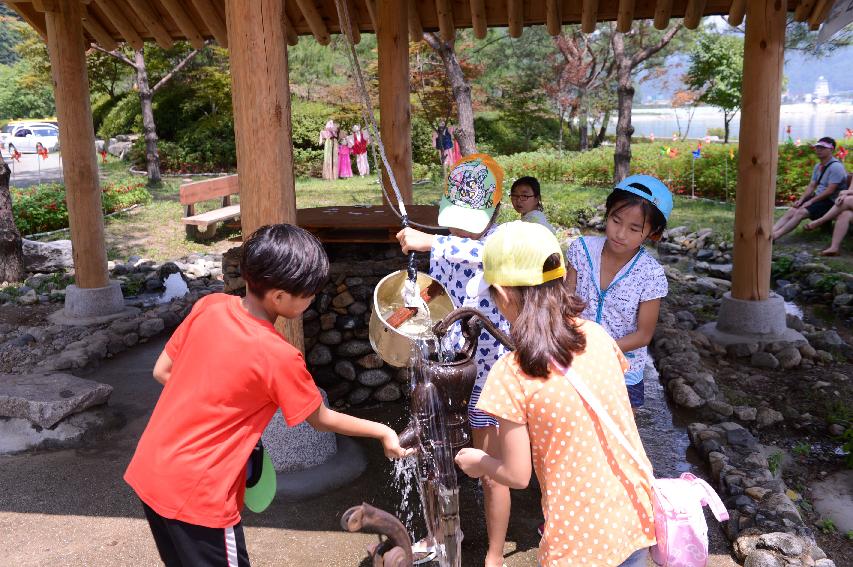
[338,140,353,178]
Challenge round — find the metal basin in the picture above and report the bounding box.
[368,270,455,368]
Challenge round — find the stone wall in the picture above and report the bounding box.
[224,243,429,408]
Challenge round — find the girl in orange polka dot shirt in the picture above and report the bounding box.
[456,221,656,566]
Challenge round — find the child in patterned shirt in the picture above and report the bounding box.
[397,154,512,567]
[566,174,673,408]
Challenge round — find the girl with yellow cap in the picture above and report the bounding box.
[455,220,656,567]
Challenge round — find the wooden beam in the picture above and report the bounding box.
[545,0,561,36]
[408,0,423,41]
[808,0,833,30]
[11,2,48,40]
[190,0,229,47]
[159,0,206,49]
[728,0,747,26]
[730,0,786,301]
[94,0,144,50]
[283,8,299,46]
[293,0,330,45]
[582,0,599,33]
[225,0,303,351]
[363,0,378,31]
[794,0,816,21]
[81,7,117,50]
[617,0,635,32]
[45,0,109,290]
[32,0,58,12]
[435,0,455,42]
[684,0,706,29]
[377,0,413,204]
[507,0,523,38]
[653,0,673,30]
[125,0,174,49]
[470,0,487,39]
[345,0,361,44]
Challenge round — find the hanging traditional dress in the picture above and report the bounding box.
[338,134,353,178]
[434,123,454,166]
[319,120,339,180]
[351,125,370,177]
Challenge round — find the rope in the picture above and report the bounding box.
[332,0,443,232]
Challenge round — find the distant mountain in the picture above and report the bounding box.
[637,45,853,102]
[0,4,22,66]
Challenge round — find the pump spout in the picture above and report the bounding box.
[398,421,421,452]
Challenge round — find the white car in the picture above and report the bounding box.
[0,122,60,156]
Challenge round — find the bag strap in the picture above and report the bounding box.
[560,365,654,481]
[685,474,730,521]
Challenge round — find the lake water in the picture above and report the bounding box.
[608,103,853,142]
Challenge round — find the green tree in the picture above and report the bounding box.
[685,33,743,143]
[0,6,22,66]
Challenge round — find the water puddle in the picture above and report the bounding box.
[136,273,189,307]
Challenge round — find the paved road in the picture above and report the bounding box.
[3,153,64,187]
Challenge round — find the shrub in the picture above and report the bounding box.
[97,93,141,139]
[11,178,152,235]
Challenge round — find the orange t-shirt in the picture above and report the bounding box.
[124,293,322,528]
[477,320,655,566]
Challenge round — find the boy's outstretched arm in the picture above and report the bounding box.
[153,350,173,385]
[306,404,412,459]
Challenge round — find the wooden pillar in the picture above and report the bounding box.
[225,0,303,351]
[730,0,786,301]
[44,0,109,290]
[377,0,413,205]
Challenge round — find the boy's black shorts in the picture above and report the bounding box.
[806,193,838,220]
[142,501,250,566]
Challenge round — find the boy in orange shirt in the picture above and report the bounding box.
[125,224,409,566]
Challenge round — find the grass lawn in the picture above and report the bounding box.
[53,161,852,270]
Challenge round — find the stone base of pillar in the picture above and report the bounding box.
[262,390,367,502]
[699,292,806,346]
[49,282,136,326]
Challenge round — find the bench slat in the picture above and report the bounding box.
[179,175,239,205]
[182,204,241,227]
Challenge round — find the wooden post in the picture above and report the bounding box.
[730,0,786,301]
[44,0,109,290]
[377,0,413,205]
[225,0,303,351]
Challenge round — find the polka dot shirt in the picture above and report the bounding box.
[476,320,656,566]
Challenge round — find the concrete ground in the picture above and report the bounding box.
[3,153,64,187]
[0,336,739,566]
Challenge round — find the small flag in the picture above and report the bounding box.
[668,147,679,158]
[36,143,48,160]
[99,149,108,163]
[845,128,853,139]
[660,145,669,156]
[837,146,849,161]
[671,133,678,142]
[12,149,21,162]
[729,147,735,160]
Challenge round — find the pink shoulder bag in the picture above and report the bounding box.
[561,367,729,567]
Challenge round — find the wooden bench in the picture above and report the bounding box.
[180,175,240,240]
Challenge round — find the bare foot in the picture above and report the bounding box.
[819,249,840,257]
[804,221,820,231]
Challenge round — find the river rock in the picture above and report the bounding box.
[0,372,112,428]
[833,293,852,307]
[810,330,843,351]
[335,315,362,331]
[356,353,384,369]
[17,289,38,305]
[672,383,704,408]
[320,313,337,330]
[138,318,165,338]
[22,239,74,272]
[307,345,332,366]
[750,352,779,369]
[337,340,373,357]
[358,369,391,387]
[743,550,783,567]
[318,330,343,346]
[798,343,817,359]
[728,342,760,358]
[757,533,804,557]
[708,400,734,417]
[373,382,402,402]
[756,407,784,429]
[734,406,758,422]
[334,360,357,381]
[347,387,371,405]
[776,346,802,370]
[332,291,354,309]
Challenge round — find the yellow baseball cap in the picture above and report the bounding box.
[483,221,566,286]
